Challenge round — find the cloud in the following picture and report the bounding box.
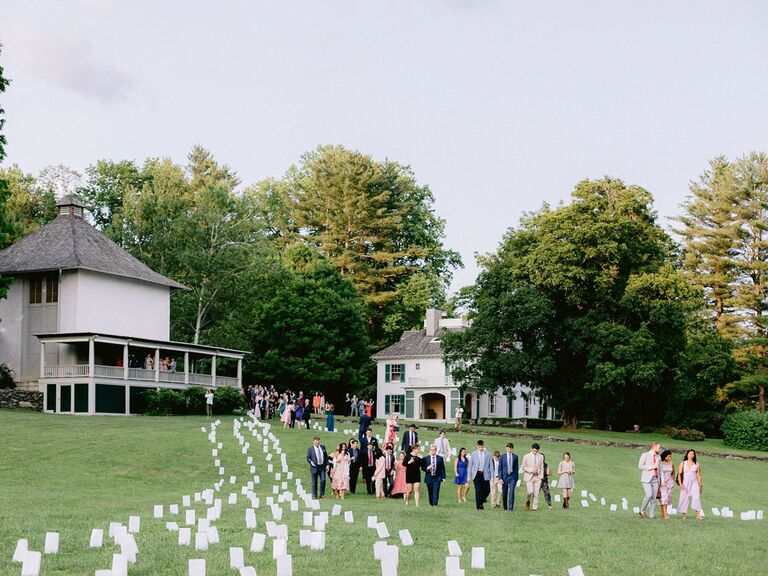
[7,25,135,104]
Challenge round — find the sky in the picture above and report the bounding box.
[1,0,767,294]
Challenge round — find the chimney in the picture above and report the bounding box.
[424,308,442,337]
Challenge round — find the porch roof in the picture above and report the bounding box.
[35,331,247,360]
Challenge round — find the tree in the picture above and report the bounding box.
[678,153,768,412]
[0,166,56,248]
[0,42,9,162]
[77,159,145,245]
[0,43,12,301]
[250,145,461,349]
[444,178,691,430]
[248,262,370,399]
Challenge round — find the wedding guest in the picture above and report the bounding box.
[658,449,675,520]
[281,400,293,429]
[435,429,452,463]
[331,442,350,500]
[326,403,335,431]
[373,451,386,498]
[390,452,407,498]
[385,413,397,447]
[422,444,446,506]
[348,438,361,494]
[204,389,214,418]
[539,451,553,509]
[468,439,492,510]
[677,449,703,521]
[454,447,470,503]
[638,442,661,518]
[522,443,544,511]
[382,444,396,496]
[490,450,503,508]
[557,452,575,509]
[401,424,419,455]
[404,443,423,506]
[306,436,329,499]
[500,442,519,511]
[303,399,312,429]
[454,404,464,430]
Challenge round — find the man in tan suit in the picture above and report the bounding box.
[521,443,544,510]
[638,442,661,518]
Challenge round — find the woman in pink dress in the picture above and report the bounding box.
[385,414,397,447]
[332,442,351,499]
[677,449,703,521]
[281,400,294,429]
[389,452,407,498]
[658,449,675,519]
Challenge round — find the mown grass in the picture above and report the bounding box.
[0,409,766,576]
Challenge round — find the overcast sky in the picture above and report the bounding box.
[1,1,767,294]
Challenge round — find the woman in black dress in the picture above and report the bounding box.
[404,443,422,507]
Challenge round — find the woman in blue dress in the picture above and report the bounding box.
[454,447,470,503]
[326,403,335,432]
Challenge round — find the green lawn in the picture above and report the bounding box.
[1,410,766,576]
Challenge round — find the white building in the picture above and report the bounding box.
[373,309,555,423]
[0,195,245,414]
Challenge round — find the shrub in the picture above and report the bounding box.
[523,418,564,429]
[670,428,706,442]
[144,386,245,415]
[721,410,768,451]
[214,386,246,414]
[0,363,16,389]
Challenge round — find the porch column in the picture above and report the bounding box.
[88,338,95,377]
[125,384,130,415]
[155,348,160,383]
[236,358,242,388]
[39,341,46,378]
[123,344,129,380]
[184,352,189,386]
[211,355,217,387]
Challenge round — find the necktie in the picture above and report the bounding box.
[432,456,436,475]
[368,448,373,466]
[387,456,391,472]
[315,447,321,465]
[507,454,511,475]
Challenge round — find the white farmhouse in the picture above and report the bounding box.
[373,308,555,423]
[0,195,245,414]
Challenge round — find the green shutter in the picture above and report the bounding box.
[401,364,406,381]
[384,395,391,414]
[405,390,414,419]
[385,364,391,383]
[399,395,405,410]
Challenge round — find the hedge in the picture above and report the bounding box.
[145,386,245,416]
[721,410,768,451]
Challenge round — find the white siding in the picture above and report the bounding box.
[61,270,170,340]
[0,280,23,381]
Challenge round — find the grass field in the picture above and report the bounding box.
[1,409,766,576]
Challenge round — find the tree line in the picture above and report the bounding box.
[444,155,768,433]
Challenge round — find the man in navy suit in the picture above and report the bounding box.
[421,444,446,506]
[306,436,329,499]
[499,442,519,511]
[401,424,418,455]
[468,439,493,509]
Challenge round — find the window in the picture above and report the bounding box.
[385,394,405,414]
[46,276,58,303]
[385,363,406,383]
[29,274,58,305]
[415,363,420,371]
[524,398,530,417]
[29,278,43,304]
[489,394,497,415]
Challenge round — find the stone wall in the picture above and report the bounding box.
[0,389,44,411]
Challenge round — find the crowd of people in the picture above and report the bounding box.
[303,413,704,520]
[638,442,704,521]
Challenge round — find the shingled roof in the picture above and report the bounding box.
[0,203,187,289]
[372,327,457,359]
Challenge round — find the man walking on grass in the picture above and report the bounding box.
[522,443,544,510]
[638,442,661,518]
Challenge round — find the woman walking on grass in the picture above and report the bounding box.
[454,447,470,502]
[404,443,423,507]
[658,450,676,519]
[677,449,703,521]
[557,452,575,509]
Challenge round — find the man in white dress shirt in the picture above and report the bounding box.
[638,442,661,518]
